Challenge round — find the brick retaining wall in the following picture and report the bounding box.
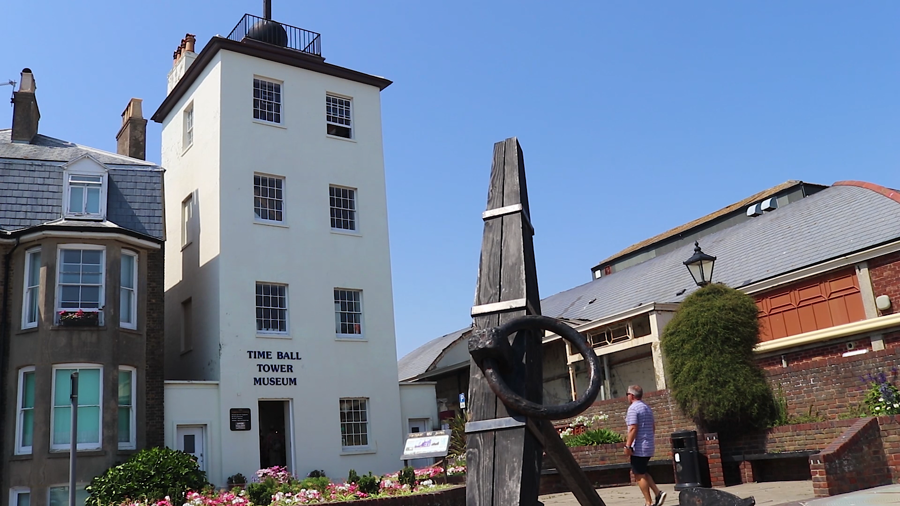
[810,418,891,497]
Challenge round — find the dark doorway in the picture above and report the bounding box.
[259,400,290,470]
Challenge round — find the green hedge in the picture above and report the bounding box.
[661,283,775,433]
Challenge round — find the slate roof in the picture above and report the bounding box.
[398,326,471,381]
[0,130,164,240]
[399,182,900,379]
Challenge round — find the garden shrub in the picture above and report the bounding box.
[246,479,278,506]
[661,283,776,433]
[299,477,330,493]
[356,472,380,495]
[448,411,468,458]
[398,467,416,487]
[347,469,360,484]
[86,447,208,506]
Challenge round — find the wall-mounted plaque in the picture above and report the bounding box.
[230,408,252,431]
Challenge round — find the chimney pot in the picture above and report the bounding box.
[184,34,196,53]
[11,68,40,144]
[116,98,147,160]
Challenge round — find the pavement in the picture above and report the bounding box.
[539,481,900,506]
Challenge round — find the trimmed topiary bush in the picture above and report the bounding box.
[86,447,208,506]
[661,283,776,433]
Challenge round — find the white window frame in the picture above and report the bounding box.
[339,397,371,452]
[50,364,103,451]
[334,288,363,339]
[22,248,41,329]
[120,250,138,330]
[254,174,286,223]
[326,94,353,139]
[256,282,289,335]
[48,486,87,506]
[9,488,30,506]
[63,170,108,220]
[118,366,136,450]
[15,366,35,455]
[329,186,358,232]
[56,245,105,325]
[181,194,193,248]
[253,77,283,124]
[183,102,194,152]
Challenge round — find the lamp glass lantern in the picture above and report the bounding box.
[684,241,716,287]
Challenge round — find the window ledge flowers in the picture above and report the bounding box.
[58,309,100,327]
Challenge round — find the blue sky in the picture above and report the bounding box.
[4,1,899,359]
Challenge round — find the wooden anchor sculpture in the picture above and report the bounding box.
[466,138,606,506]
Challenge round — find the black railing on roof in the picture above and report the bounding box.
[227,14,321,57]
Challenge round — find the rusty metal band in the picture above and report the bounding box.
[479,315,602,420]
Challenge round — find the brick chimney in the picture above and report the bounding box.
[11,68,40,144]
[116,98,147,160]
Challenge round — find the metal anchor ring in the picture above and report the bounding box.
[473,314,602,420]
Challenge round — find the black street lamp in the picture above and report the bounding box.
[684,241,716,287]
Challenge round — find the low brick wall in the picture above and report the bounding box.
[810,418,891,497]
[336,486,465,506]
[879,415,900,483]
[722,419,856,456]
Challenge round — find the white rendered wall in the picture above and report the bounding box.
[162,47,402,485]
[399,382,439,438]
[162,55,224,381]
[164,382,222,484]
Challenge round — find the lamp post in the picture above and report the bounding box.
[684,241,716,287]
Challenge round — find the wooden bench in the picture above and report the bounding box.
[722,450,819,483]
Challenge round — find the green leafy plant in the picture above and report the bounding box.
[227,473,247,488]
[448,411,468,458]
[398,467,416,488]
[563,428,623,447]
[356,472,380,495]
[862,370,900,415]
[86,447,208,506]
[661,283,776,433]
[347,469,361,484]
[557,413,622,447]
[298,477,330,493]
[246,479,277,506]
[770,387,825,427]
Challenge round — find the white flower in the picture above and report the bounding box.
[421,480,434,487]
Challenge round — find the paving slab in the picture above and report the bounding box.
[781,484,900,506]
[540,481,815,506]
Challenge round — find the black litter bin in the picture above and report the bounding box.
[671,430,702,490]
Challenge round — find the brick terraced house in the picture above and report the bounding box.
[0,70,165,506]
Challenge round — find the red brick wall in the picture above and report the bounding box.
[878,415,900,483]
[723,420,856,456]
[757,331,900,422]
[0,243,13,483]
[145,248,165,448]
[869,252,900,316]
[810,418,891,497]
[559,390,702,458]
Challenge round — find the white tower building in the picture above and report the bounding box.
[151,7,401,485]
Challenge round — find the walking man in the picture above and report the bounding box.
[624,385,666,506]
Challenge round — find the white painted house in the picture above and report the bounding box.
[151,11,401,486]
